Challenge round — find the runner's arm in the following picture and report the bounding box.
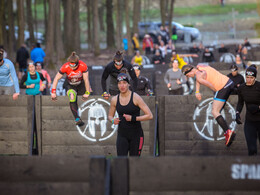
[83,71,90,92]
[52,72,63,90]
[134,93,153,121]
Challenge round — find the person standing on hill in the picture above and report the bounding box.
[30,42,46,64]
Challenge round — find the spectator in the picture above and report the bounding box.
[131,50,143,67]
[156,35,163,45]
[30,42,46,64]
[189,43,200,54]
[227,64,245,95]
[122,36,128,54]
[159,40,167,64]
[164,59,186,95]
[152,50,163,64]
[166,40,175,54]
[243,37,251,47]
[20,61,46,95]
[202,47,215,62]
[132,33,140,51]
[171,25,178,44]
[171,50,198,70]
[0,48,20,100]
[35,62,52,95]
[153,44,162,56]
[218,43,228,53]
[142,34,154,55]
[130,65,153,96]
[199,41,205,50]
[158,26,168,44]
[16,43,30,80]
[235,54,246,69]
[0,45,7,58]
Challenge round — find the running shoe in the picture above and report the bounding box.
[224,129,236,147]
[75,118,84,126]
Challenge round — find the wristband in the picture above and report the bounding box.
[85,91,90,95]
[131,115,136,122]
[51,88,56,94]
[195,91,200,94]
[111,118,114,124]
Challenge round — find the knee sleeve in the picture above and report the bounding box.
[67,89,77,102]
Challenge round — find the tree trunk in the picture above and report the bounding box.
[168,0,175,36]
[133,0,141,35]
[87,0,92,50]
[0,0,4,46]
[34,0,38,44]
[55,0,65,64]
[45,0,55,66]
[160,0,166,26]
[26,0,35,46]
[92,0,100,56]
[73,0,80,53]
[44,0,48,34]
[64,0,74,57]
[7,0,16,59]
[98,0,105,32]
[125,0,132,55]
[115,0,123,49]
[106,0,115,48]
[17,0,25,47]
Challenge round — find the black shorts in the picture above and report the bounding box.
[67,81,86,95]
[214,79,234,102]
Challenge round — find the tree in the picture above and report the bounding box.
[72,0,80,53]
[106,0,115,48]
[54,0,65,63]
[98,0,105,32]
[115,0,123,49]
[26,0,35,46]
[17,0,25,48]
[7,0,16,59]
[87,0,92,50]
[160,0,166,26]
[63,0,74,56]
[45,0,55,66]
[125,0,132,54]
[92,0,100,56]
[168,0,175,37]
[0,0,5,47]
[133,0,141,35]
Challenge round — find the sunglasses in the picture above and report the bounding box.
[69,61,79,68]
[183,67,193,75]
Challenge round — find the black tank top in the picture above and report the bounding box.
[116,92,142,136]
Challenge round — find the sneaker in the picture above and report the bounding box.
[224,129,236,147]
[75,118,84,126]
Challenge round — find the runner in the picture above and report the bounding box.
[236,66,260,155]
[51,51,91,126]
[182,64,236,146]
[101,51,138,99]
[108,73,153,156]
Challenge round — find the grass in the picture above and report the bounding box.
[142,3,257,19]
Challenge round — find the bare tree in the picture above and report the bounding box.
[133,0,141,35]
[7,0,16,59]
[106,0,115,48]
[87,0,92,50]
[34,0,38,41]
[93,0,100,56]
[17,0,25,47]
[98,0,105,32]
[160,0,166,26]
[168,0,175,36]
[115,0,123,49]
[73,0,80,53]
[0,0,5,47]
[45,0,55,66]
[26,0,35,46]
[54,0,65,63]
[43,0,48,34]
[125,0,132,54]
[63,0,74,56]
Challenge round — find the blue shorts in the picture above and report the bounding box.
[214,79,234,102]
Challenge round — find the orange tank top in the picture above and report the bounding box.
[197,65,229,91]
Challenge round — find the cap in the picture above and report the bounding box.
[117,73,129,83]
[246,66,257,78]
[133,64,140,70]
[230,64,238,72]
